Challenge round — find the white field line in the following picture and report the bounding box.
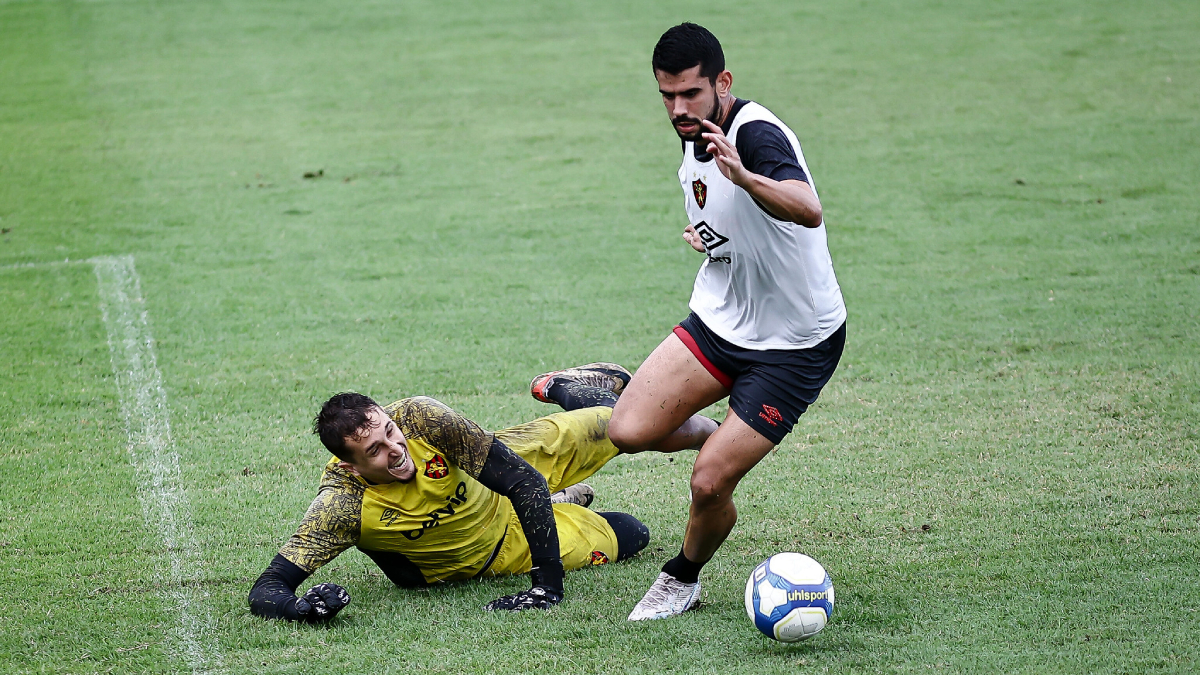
[0,258,89,271]
[92,255,222,674]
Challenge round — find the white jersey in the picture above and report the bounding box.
[680,101,846,350]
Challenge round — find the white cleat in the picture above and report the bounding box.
[627,572,702,621]
[550,483,594,508]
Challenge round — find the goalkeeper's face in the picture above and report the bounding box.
[337,406,416,484]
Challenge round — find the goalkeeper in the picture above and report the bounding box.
[248,363,716,621]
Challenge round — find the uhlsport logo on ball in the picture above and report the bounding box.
[744,552,834,642]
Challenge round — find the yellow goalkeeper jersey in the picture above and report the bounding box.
[278,397,619,583]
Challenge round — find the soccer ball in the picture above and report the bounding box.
[744,552,834,642]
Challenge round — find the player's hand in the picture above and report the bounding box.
[701,119,750,187]
[483,585,563,611]
[294,583,351,622]
[682,224,707,253]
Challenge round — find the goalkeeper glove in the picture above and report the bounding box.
[483,562,564,611]
[293,583,350,622]
[484,585,563,611]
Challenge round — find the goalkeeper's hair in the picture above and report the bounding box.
[314,392,381,461]
[652,22,725,83]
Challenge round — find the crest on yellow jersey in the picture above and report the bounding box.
[424,455,449,479]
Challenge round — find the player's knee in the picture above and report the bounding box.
[606,411,658,453]
[689,466,737,509]
[599,511,650,561]
[682,415,720,450]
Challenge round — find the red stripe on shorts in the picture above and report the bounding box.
[672,325,734,389]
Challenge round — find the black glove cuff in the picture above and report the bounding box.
[280,596,303,621]
[530,557,565,595]
[248,554,312,621]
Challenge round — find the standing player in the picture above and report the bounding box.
[248,364,717,621]
[609,23,847,620]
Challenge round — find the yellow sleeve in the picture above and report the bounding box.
[278,465,365,574]
[385,396,494,478]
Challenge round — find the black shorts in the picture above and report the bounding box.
[674,313,845,445]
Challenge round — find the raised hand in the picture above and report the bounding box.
[701,119,750,187]
[295,582,351,622]
[483,585,563,611]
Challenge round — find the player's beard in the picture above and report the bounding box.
[672,96,722,142]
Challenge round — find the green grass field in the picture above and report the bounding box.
[2,0,1198,672]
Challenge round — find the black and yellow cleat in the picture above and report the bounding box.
[530,362,632,404]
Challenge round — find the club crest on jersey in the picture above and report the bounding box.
[424,455,449,479]
[692,178,707,209]
[589,550,610,566]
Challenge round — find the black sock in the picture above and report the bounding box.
[598,512,650,561]
[547,381,618,411]
[661,549,705,584]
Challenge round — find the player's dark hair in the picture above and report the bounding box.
[652,22,725,83]
[313,392,382,462]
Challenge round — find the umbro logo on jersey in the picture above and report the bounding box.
[424,455,449,479]
[692,178,707,208]
[694,221,728,250]
[759,404,783,427]
[695,221,731,263]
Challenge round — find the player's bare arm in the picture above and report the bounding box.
[700,119,822,228]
